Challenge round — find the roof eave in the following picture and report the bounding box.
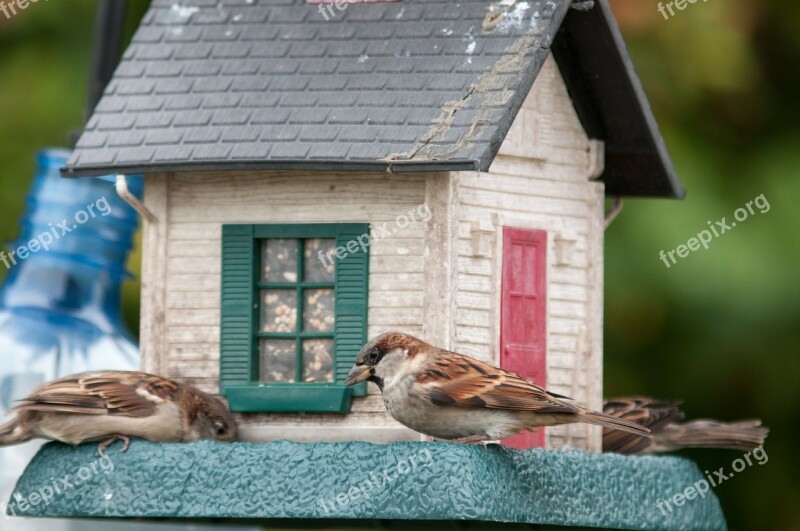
[552,0,686,199]
[60,158,480,178]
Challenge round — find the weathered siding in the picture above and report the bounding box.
[142,171,442,442]
[453,56,605,452]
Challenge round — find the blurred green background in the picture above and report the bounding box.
[0,1,797,530]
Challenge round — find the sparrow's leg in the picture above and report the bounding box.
[97,434,131,458]
[449,435,492,445]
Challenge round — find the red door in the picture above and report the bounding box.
[500,227,547,449]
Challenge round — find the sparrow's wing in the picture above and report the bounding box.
[418,351,578,414]
[602,396,684,454]
[14,371,180,418]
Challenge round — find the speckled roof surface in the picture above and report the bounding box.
[63,0,684,198]
[64,0,567,175]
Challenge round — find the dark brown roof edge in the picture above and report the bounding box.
[552,0,686,199]
[60,158,480,178]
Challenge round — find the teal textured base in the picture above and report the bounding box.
[9,440,726,530]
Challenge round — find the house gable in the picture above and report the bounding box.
[451,56,605,450]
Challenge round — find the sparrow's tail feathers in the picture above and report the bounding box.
[650,419,768,453]
[579,410,653,438]
[0,416,33,447]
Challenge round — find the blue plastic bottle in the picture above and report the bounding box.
[0,149,140,529]
[0,149,141,387]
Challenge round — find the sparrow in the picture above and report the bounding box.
[0,371,238,456]
[602,396,769,454]
[345,332,651,442]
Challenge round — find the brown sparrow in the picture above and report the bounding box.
[345,332,651,442]
[602,396,769,454]
[0,371,238,456]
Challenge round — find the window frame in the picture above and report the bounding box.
[220,223,369,413]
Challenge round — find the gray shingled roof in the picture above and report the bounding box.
[63,0,684,198]
[64,0,568,176]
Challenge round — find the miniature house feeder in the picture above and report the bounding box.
[12,0,728,529]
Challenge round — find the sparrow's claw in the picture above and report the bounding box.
[97,434,131,458]
[119,435,131,453]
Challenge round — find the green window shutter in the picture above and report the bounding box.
[220,224,256,393]
[333,224,370,397]
[221,223,370,412]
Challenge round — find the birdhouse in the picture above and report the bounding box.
[62,0,685,451]
[14,0,728,529]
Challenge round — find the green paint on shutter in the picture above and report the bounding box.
[221,223,370,412]
[334,224,370,397]
[220,224,256,393]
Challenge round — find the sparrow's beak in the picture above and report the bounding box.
[345,364,372,386]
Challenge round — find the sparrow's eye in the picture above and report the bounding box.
[213,422,227,436]
[366,348,381,364]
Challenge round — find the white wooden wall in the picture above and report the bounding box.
[140,170,442,442]
[452,56,606,452]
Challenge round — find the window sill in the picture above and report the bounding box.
[224,383,366,413]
